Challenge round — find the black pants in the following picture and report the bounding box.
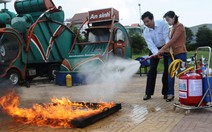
[145,51,169,96]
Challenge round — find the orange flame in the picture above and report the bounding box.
[0,90,115,128]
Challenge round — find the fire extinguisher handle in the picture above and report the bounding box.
[195,46,211,69]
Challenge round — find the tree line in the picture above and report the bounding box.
[129,25,212,54]
[186,25,212,51]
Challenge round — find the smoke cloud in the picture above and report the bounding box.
[79,57,140,101]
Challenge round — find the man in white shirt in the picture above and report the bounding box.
[142,11,170,100]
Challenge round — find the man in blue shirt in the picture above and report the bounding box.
[142,11,169,100]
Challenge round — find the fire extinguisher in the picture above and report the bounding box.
[66,74,72,87]
[179,73,203,106]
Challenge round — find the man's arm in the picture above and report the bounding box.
[144,31,158,55]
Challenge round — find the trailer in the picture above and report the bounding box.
[0,0,74,86]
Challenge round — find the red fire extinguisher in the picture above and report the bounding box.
[179,73,203,106]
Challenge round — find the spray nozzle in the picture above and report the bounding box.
[179,61,186,73]
[201,55,205,65]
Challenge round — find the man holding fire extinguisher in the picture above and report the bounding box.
[141,11,170,100]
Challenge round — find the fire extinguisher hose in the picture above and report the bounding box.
[168,52,194,78]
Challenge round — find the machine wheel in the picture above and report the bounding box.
[7,69,21,85]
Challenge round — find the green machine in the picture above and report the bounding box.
[60,8,132,72]
[0,1,131,86]
[0,0,74,86]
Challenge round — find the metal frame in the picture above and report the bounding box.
[69,14,116,54]
[174,46,212,114]
[70,103,122,128]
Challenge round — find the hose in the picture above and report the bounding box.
[168,52,194,78]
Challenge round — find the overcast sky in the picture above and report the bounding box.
[3,0,212,27]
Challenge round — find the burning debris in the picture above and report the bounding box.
[0,90,121,128]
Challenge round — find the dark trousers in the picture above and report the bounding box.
[167,53,187,95]
[145,51,169,96]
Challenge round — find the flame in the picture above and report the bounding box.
[0,90,115,128]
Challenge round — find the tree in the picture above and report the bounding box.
[128,32,147,54]
[185,27,193,44]
[185,27,197,51]
[196,25,212,47]
[69,25,86,43]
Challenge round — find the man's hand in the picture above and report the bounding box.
[157,55,163,59]
[154,48,166,59]
[150,54,157,58]
[157,48,165,57]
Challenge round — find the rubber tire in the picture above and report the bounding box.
[7,69,21,85]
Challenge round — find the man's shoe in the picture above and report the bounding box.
[143,95,151,100]
[163,95,167,99]
[166,95,175,102]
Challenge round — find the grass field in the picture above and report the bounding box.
[132,50,212,73]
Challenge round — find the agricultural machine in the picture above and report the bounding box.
[0,0,131,86]
[60,8,131,72]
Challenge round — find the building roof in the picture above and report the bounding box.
[66,12,88,25]
[131,23,140,27]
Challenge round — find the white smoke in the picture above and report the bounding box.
[79,57,140,101]
[0,78,21,97]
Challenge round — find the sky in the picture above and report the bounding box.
[2,0,212,27]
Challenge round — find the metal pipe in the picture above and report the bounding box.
[138,3,141,26]
[69,19,88,53]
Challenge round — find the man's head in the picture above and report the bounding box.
[141,11,154,29]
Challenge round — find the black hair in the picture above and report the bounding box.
[164,11,179,24]
[141,11,154,20]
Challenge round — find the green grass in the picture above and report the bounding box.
[187,51,212,67]
[133,50,212,73]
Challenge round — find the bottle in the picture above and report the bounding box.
[66,74,72,87]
